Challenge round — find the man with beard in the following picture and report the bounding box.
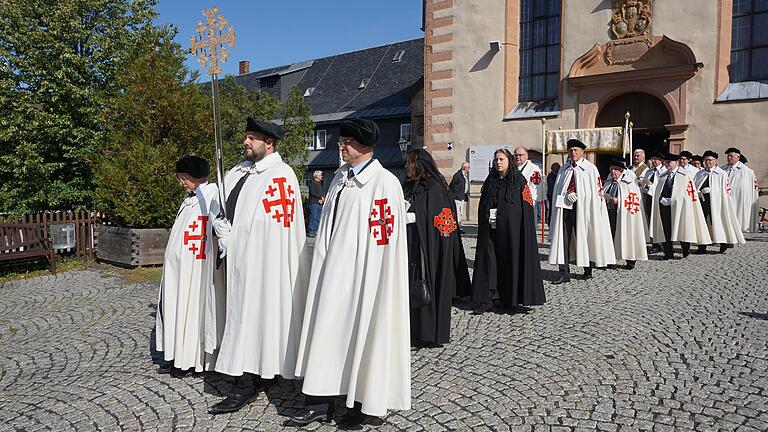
[694,150,745,253]
[289,119,410,427]
[209,118,310,414]
[548,139,615,283]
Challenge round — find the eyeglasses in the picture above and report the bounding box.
[337,138,355,147]
[513,154,526,157]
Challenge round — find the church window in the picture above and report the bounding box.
[519,0,560,102]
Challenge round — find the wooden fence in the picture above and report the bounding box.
[0,211,101,260]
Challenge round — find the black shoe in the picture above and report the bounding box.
[719,244,729,253]
[551,275,571,285]
[283,409,334,426]
[337,413,382,429]
[624,261,635,270]
[170,367,192,378]
[647,244,662,254]
[693,245,707,255]
[157,362,173,374]
[663,253,676,260]
[682,249,690,258]
[208,392,260,414]
[582,268,593,280]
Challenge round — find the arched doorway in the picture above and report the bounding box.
[595,92,671,175]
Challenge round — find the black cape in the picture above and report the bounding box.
[405,177,471,345]
[472,171,545,311]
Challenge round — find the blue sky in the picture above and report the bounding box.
[154,0,424,79]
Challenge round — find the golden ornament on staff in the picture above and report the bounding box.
[190,7,236,218]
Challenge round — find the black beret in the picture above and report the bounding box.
[609,159,627,169]
[664,152,681,161]
[724,147,741,155]
[176,155,210,179]
[566,139,586,149]
[246,117,284,140]
[340,119,380,148]
[692,154,703,162]
[740,154,748,163]
[702,150,718,159]
[679,151,694,159]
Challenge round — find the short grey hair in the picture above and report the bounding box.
[313,170,323,177]
[633,149,645,157]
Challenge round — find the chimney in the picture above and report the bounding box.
[239,60,250,75]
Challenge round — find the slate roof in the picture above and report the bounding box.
[233,38,424,122]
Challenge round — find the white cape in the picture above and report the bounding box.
[295,159,411,417]
[695,168,746,245]
[548,158,616,267]
[651,169,712,244]
[214,152,310,379]
[614,170,648,261]
[519,161,545,203]
[156,182,225,372]
[723,162,759,233]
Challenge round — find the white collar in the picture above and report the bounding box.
[237,152,282,174]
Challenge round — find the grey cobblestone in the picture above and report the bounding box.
[0,228,766,430]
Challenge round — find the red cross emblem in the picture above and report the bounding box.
[686,180,697,203]
[530,171,542,186]
[262,177,295,228]
[368,198,395,246]
[522,185,534,207]
[183,216,208,260]
[624,192,640,215]
[597,177,604,200]
[433,208,457,237]
[726,180,732,196]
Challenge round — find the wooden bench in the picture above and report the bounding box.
[0,223,56,272]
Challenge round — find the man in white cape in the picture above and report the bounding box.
[209,118,310,414]
[549,139,615,284]
[156,156,224,376]
[722,147,759,233]
[679,150,700,177]
[651,152,712,259]
[515,146,546,225]
[604,158,648,270]
[288,119,410,427]
[694,150,745,254]
[638,151,666,253]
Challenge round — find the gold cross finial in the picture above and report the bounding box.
[190,7,236,75]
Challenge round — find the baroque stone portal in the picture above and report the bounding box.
[611,0,653,40]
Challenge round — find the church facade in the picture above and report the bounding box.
[422,0,766,219]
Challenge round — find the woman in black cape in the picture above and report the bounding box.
[472,148,545,313]
[403,149,471,347]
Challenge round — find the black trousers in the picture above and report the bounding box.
[232,373,271,396]
[660,205,689,256]
[559,204,591,276]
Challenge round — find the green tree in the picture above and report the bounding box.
[0,0,159,213]
[93,27,212,228]
[278,86,314,181]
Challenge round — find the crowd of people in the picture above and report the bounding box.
[155,118,760,426]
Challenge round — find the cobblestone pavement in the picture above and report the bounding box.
[1,228,767,431]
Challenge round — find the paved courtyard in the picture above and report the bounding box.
[1,228,767,431]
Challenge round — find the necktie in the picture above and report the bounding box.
[567,162,577,193]
[225,172,250,223]
[650,168,656,183]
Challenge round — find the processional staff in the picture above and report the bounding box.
[190,7,236,219]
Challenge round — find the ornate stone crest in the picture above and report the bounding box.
[610,0,653,40]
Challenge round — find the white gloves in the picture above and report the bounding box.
[565,192,578,206]
[700,187,711,194]
[211,217,232,258]
[660,197,672,207]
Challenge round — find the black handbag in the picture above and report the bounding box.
[409,245,432,309]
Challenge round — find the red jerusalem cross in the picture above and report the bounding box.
[183,216,209,260]
[529,171,542,185]
[726,180,732,196]
[597,177,604,200]
[433,208,457,237]
[624,192,640,215]
[686,180,697,203]
[262,177,295,228]
[368,198,395,246]
[755,179,759,191]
